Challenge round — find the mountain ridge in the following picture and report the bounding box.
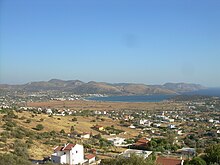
[0,79,206,95]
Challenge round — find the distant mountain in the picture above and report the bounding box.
[0,79,206,95]
[162,82,206,93]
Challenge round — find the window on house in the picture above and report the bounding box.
[64,152,66,155]
[76,151,78,153]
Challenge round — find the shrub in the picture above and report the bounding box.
[187,157,206,165]
[39,118,44,122]
[0,153,32,165]
[60,129,65,134]
[25,119,31,123]
[3,120,17,128]
[13,140,29,159]
[72,117,77,122]
[19,116,26,120]
[34,124,44,131]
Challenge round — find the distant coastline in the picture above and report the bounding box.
[86,88,220,102]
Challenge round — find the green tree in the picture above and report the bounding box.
[204,144,220,164]
[13,140,29,159]
[0,153,32,165]
[70,126,75,132]
[60,129,65,134]
[72,117,77,122]
[100,154,155,165]
[186,157,206,165]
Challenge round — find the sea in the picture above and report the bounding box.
[86,88,220,102]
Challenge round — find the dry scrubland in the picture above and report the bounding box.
[1,100,186,159]
[27,100,184,111]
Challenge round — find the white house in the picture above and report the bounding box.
[139,119,152,126]
[51,143,85,165]
[80,132,90,139]
[168,124,176,129]
[46,108,53,114]
[107,137,125,146]
[120,149,152,159]
[85,154,96,164]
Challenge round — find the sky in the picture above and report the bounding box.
[0,0,220,87]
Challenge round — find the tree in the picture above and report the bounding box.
[100,154,155,165]
[72,117,77,122]
[13,140,29,159]
[186,157,206,165]
[204,144,220,164]
[35,124,44,131]
[70,126,75,132]
[0,153,32,165]
[60,129,65,134]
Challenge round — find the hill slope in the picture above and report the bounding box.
[0,79,206,95]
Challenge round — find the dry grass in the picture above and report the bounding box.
[27,100,185,112]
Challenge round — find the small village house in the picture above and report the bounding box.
[120,149,152,159]
[94,125,104,131]
[85,154,96,164]
[156,156,184,165]
[51,143,85,165]
[107,137,125,146]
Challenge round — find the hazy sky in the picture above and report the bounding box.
[0,0,220,87]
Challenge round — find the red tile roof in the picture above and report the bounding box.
[85,154,95,160]
[54,146,64,152]
[54,143,76,151]
[134,138,149,146]
[82,132,90,135]
[94,125,103,128]
[156,157,183,165]
[63,143,76,150]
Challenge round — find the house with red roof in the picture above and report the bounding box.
[133,138,150,149]
[51,143,85,165]
[85,154,96,164]
[156,156,184,165]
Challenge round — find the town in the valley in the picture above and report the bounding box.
[0,90,220,165]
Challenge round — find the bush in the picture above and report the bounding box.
[0,153,32,165]
[100,154,155,165]
[13,140,29,159]
[0,137,7,143]
[72,117,77,122]
[187,157,207,165]
[11,129,25,139]
[19,116,26,120]
[39,118,44,122]
[60,129,65,134]
[25,119,31,123]
[204,143,220,164]
[3,120,17,128]
[34,124,44,131]
[1,131,11,139]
